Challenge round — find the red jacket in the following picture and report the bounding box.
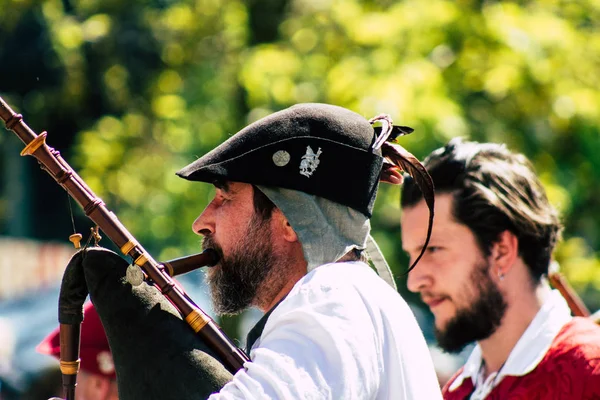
[443,318,600,399]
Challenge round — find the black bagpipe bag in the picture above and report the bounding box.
[62,247,233,399]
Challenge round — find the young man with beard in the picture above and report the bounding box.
[174,103,442,399]
[400,138,600,399]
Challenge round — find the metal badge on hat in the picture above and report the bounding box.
[299,146,322,177]
[272,150,291,167]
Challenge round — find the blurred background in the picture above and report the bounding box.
[1,0,599,397]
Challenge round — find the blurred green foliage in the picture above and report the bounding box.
[1,0,600,325]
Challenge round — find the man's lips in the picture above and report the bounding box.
[422,296,449,309]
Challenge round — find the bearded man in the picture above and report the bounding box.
[400,138,600,399]
[173,103,442,399]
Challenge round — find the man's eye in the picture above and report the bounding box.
[214,190,231,203]
[427,246,440,253]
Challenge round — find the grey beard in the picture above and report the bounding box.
[203,216,280,316]
[435,260,507,353]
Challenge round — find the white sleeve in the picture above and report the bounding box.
[208,285,381,400]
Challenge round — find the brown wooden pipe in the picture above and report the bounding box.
[548,271,591,317]
[59,324,81,400]
[161,249,219,277]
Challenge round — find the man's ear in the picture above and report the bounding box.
[491,230,519,276]
[272,209,298,243]
[380,164,404,185]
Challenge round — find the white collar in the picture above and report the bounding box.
[448,290,572,394]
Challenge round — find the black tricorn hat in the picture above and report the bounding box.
[176,103,383,217]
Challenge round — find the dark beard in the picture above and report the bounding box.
[203,215,281,316]
[435,260,507,353]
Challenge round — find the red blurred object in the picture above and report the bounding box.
[37,303,115,379]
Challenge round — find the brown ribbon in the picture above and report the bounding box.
[370,115,435,273]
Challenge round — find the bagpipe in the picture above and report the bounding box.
[0,96,242,399]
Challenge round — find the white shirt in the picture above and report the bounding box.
[447,290,573,400]
[209,261,442,399]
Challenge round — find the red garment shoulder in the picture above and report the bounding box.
[442,318,600,399]
[442,367,472,400]
[549,317,600,360]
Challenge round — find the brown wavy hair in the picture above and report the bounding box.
[401,138,562,282]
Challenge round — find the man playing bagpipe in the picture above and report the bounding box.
[400,138,600,399]
[74,103,443,399]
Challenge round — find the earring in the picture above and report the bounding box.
[498,271,505,281]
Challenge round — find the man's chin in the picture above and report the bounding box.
[434,313,493,353]
[434,320,451,336]
[432,308,455,330]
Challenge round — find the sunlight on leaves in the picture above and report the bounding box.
[82,14,112,42]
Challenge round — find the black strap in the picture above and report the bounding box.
[245,297,286,354]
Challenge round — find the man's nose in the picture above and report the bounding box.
[192,201,216,236]
[406,262,433,293]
